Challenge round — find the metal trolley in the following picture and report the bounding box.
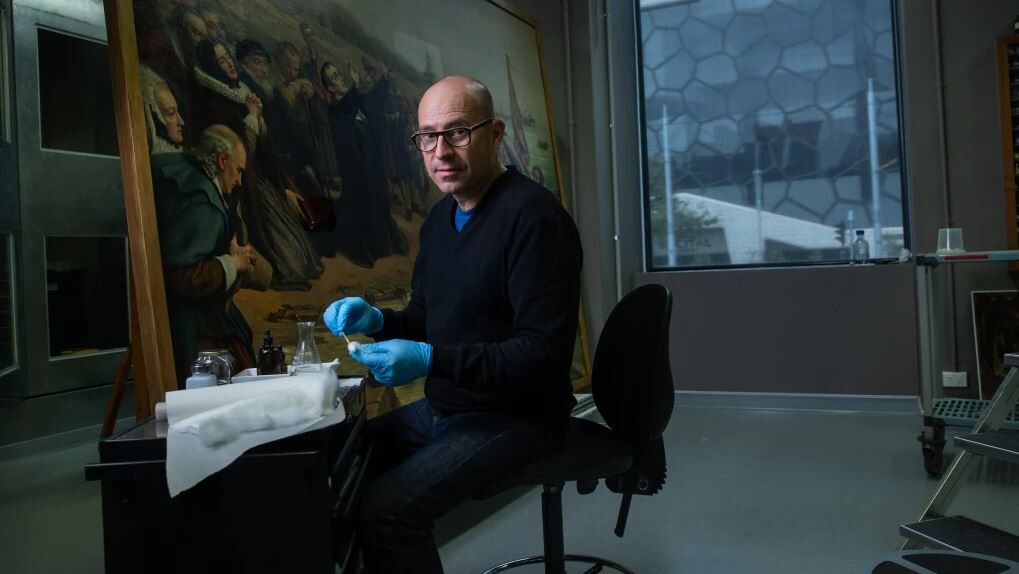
[915,250,1019,476]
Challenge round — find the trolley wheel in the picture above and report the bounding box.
[921,442,944,477]
[918,417,946,477]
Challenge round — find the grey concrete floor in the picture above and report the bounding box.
[435,407,1019,573]
[2,405,1018,573]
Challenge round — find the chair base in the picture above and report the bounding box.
[481,554,635,574]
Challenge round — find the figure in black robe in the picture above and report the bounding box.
[320,62,408,268]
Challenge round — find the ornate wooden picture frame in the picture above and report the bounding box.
[103,0,589,409]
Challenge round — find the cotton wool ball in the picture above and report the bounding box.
[348,341,361,354]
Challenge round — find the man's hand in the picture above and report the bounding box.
[350,339,430,387]
[323,297,383,336]
[230,238,254,274]
[347,62,360,88]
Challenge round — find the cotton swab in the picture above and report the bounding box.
[339,332,361,354]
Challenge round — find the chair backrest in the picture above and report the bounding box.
[591,283,674,447]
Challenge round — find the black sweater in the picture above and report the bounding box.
[375,167,582,426]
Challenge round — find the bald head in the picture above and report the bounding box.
[419,75,493,120]
[416,75,506,209]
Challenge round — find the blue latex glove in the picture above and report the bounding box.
[323,297,384,337]
[350,339,431,387]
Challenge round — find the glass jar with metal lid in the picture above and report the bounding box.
[193,351,231,385]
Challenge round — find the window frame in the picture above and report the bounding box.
[42,234,130,362]
[0,6,10,144]
[0,233,17,377]
[34,25,119,158]
[635,0,911,272]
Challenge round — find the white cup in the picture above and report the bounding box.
[936,228,965,254]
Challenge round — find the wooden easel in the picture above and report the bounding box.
[99,286,152,439]
[98,0,180,441]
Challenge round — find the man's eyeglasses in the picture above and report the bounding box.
[410,118,493,152]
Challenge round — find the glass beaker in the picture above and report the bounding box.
[213,349,237,378]
[291,321,322,373]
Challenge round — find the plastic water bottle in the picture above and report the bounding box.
[851,229,870,264]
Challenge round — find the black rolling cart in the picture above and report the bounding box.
[85,382,370,574]
[914,251,1019,476]
[900,352,1019,559]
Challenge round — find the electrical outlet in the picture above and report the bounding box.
[942,371,968,388]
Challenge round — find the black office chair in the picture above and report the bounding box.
[478,283,674,574]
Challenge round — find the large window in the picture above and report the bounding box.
[37,28,118,156]
[639,0,905,268]
[45,236,128,358]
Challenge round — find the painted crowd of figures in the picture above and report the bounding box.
[136,1,430,286]
[130,1,549,382]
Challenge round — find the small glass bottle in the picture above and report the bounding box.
[292,321,322,373]
[851,229,870,264]
[258,330,279,375]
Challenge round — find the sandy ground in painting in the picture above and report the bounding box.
[233,204,426,408]
[233,194,589,411]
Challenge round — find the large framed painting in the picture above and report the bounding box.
[103,0,589,406]
[971,290,1019,400]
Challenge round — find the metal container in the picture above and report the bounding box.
[193,351,231,385]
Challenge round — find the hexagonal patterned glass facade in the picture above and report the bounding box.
[641,0,905,268]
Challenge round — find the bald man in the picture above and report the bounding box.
[323,76,582,573]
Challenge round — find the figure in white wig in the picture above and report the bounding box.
[141,66,186,155]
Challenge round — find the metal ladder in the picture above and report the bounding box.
[899,353,1019,561]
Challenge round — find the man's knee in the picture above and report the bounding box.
[358,480,391,527]
[358,481,420,541]
[359,511,430,554]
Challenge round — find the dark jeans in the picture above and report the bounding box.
[358,399,564,574]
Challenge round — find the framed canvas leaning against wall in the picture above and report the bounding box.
[103,0,589,406]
